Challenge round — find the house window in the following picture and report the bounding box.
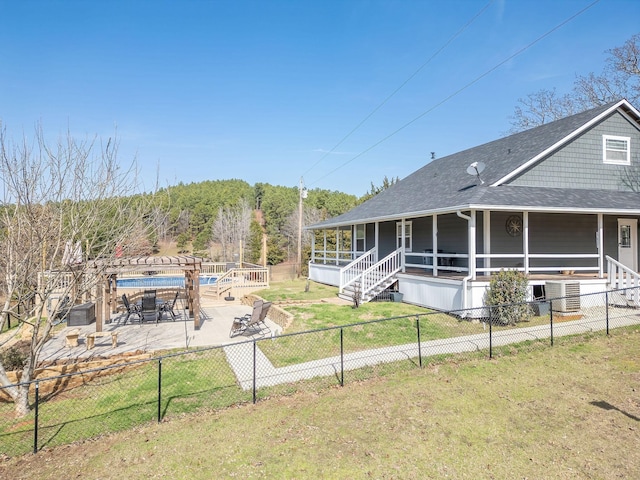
[396,221,412,252]
[603,135,630,165]
[355,224,365,252]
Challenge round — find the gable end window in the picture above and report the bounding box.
[603,135,630,165]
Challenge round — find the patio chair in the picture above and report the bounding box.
[252,301,272,336]
[141,290,160,323]
[229,300,263,338]
[51,295,73,325]
[160,291,180,321]
[121,294,142,324]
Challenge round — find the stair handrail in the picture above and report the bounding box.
[339,247,377,293]
[606,255,640,290]
[360,248,403,300]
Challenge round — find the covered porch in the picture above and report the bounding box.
[308,209,640,311]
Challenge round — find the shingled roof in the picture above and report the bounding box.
[310,100,640,229]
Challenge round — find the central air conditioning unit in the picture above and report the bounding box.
[545,281,580,312]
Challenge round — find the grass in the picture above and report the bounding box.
[2,329,639,479]
[0,348,243,457]
[255,279,340,302]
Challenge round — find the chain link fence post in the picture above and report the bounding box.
[33,381,39,454]
[416,315,422,368]
[253,340,257,404]
[605,290,610,335]
[340,328,344,387]
[489,307,493,359]
[550,300,554,346]
[157,358,162,423]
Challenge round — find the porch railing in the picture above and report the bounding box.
[403,252,602,276]
[606,255,640,289]
[359,248,403,301]
[339,247,377,294]
[312,249,361,265]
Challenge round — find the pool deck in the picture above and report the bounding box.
[39,298,282,363]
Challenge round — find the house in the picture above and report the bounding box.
[306,99,640,314]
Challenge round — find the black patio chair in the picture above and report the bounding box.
[160,291,180,321]
[141,290,160,323]
[121,294,142,324]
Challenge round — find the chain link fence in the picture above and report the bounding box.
[2,286,640,456]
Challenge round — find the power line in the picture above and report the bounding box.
[301,0,495,179]
[308,0,602,188]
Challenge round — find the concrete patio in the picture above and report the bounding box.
[39,297,282,363]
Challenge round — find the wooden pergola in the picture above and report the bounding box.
[89,255,203,332]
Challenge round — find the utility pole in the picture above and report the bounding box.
[297,177,307,278]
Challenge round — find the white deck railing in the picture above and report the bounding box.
[213,267,270,297]
[403,251,601,276]
[339,248,377,293]
[359,248,403,300]
[606,255,640,289]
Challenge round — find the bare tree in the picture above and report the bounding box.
[510,34,640,132]
[282,205,324,261]
[211,199,252,262]
[0,125,154,416]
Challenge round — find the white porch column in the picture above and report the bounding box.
[598,213,604,278]
[483,210,491,275]
[351,225,355,260]
[323,230,327,264]
[401,218,406,273]
[432,214,438,277]
[335,228,339,265]
[469,210,476,280]
[523,211,529,274]
[375,222,379,261]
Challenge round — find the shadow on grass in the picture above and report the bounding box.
[591,400,640,421]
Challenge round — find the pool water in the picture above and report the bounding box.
[117,276,218,288]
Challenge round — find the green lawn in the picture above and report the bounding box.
[2,329,639,479]
[0,348,243,457]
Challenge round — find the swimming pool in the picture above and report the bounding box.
[117,276,218,288]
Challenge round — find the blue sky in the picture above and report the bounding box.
[1,0,639,196]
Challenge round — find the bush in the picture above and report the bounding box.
[0,340,30,371]
[484,269,532,325]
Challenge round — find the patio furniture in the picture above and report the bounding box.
[122,294,142,324]
[86,331,118,350]
[65,329,81,348]
[51,295,73,325]
[229,300,263,337]
[160,291,180,321]
[141,290,161,323]
[257,301,272,336]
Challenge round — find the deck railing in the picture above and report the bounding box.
[359,248,403,300]
[606,255,640,288]
[339,248,377,293]
[403,252,601,276]
[311,249,360,265]
[213,267,270,297]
